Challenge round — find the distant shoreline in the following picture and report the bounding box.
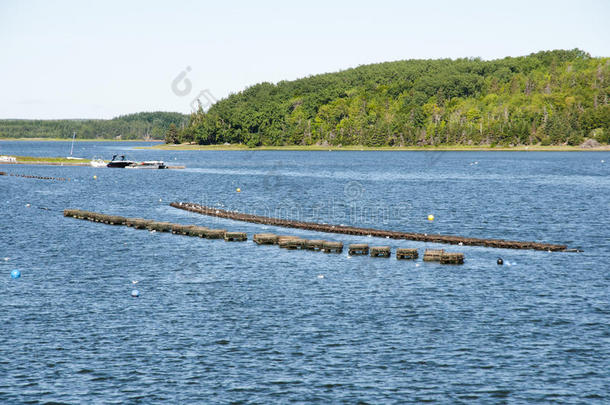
[2,138,608,151]
[0,138,162,142]
[138,143,610,152]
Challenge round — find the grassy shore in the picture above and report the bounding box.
[0,155,94,165]
[138,143,610,152]
[12,155,92,163]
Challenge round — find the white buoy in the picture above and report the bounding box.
[317,274,324,279]
[131,289,140,298]
[3,257,9,261]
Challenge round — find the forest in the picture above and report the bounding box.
[170,49,609,147]
[0,112,187,140]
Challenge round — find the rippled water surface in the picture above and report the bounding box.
[1,141,609,403]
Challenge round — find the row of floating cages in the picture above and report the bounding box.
[254,234,464,263]
[63,209,464,263]
[254,234,344,253]
[423,249,465,264]
[63,209,246,242]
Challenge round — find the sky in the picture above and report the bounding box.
[1,0,609,119]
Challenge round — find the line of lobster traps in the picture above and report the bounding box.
[423,249,465,264]
[63,209,465,264]
[255,234,344,253]
[63,209,243,242]
[252,235,464,263]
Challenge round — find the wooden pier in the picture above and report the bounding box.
[170,202,575,252]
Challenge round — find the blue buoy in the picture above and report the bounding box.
[131,289,140,298]
[10,269,21,279]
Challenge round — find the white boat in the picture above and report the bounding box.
[66,132,85,160]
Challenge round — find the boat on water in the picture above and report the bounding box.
[66,132,85,160]
[107,155,136,168]
[106,155,168,169]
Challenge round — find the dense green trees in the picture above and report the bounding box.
[175,49,609,147]
[164,123,180,144]
[0,112,187,140]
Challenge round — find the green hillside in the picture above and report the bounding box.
[0,112,188,140]
[173,49,609,147]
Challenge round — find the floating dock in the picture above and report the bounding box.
[170,202,576,252]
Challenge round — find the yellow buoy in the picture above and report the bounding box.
[93,175,97,180]
[236,188,241,193]
[428,214,434,221]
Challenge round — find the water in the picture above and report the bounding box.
[1,141,609,403]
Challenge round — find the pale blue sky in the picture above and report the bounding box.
[1,0,608,119]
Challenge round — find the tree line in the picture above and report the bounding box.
[0,112,187,140]
[169,49,609,147]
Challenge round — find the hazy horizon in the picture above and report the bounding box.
[1,0,609,119]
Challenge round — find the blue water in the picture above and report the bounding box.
[1,141,609,403]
